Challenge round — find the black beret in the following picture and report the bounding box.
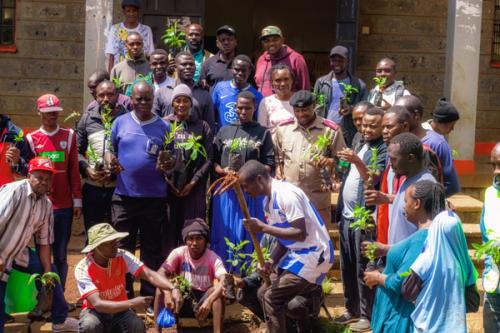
[122,0,140,8]
[432,97,460,123]
[216,25,236,36]
[290,90,316,108]
[182,218,210,242]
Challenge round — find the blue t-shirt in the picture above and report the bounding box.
[111,112,170,198]
[422,129,460,196]
[211,80,263,129]
[327,77,351,124]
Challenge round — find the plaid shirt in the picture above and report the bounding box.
[0,179,54,281]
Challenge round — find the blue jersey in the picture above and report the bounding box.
[211,80,263,129]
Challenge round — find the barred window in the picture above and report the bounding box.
[493,0,500,64]
[0,0,15,51]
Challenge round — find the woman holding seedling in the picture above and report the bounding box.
[364,180,445,333]
[163,84,213,254]
[211,90,275,267]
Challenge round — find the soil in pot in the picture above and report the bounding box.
[228,153,243,172]
[223,274,236,304]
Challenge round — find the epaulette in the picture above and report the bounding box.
[278,117,295,126]
[323,118,339,130]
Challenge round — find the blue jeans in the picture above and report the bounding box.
[52,208,73,289]
[484,292,500,333]
[0,249,69,331]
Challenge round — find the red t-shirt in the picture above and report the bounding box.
[26,126,82,209]
[75,249,144,310]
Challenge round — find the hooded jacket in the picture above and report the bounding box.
[254,45,310,97]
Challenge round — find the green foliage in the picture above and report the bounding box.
[172,275,193,298]
[28,272,61,289]
[112,77,123,90]
[321,276,334,295]
[365,243,378,263]
[452,149,459,159]
[161,21,186,55]
[12,129,24,143]
[224,237,251,274]
[339,83,359,104]
[312,317,352,333]
[243,246,271,276]
[368,147,379,174]
[228,138,243,154]
[399,269,412,278]
[63,111,81,124]
[177,134,208,164]
[306,132,333,161]
[313,92,326,109]
[86,143,99,165]
[373,76,387,89]
[349,205,374,231]
[472,230,500,264]
[163,121,183,148]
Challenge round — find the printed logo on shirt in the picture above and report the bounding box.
[40,151,65,163]
[60,141,67,149]
[224,102,238,124]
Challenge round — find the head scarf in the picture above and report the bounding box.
[410,210,478,333]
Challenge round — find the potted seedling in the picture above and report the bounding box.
[339,82,359,114]
[473,231,500,293]
[162,20,187,57]
[227,138,245,172]
[87,143,104,172]
[305,132,334,189]
[27,272,61,320]
[4,129,24,167]
[177,134,208,168]
[365,147,380,190]
[101,105,117,169]
[350,205,377,271]
[312,92,326,114]
[159,121,183,165]
[224,237,251,304]
[171,134,208,190]
[111,77,124,94]
[371,76,387,107]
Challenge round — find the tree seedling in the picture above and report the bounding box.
[472,230,500,264]
[177,134,208,168]
[339,83,359,104]
[158,121,183,164]
[224,237,251,303]
[373,76,387,91]
[86,143,104,172]
[63,111,81,124]
[28,272,61,289]
[111,77,123,91]
[305,132,333,162]
[321,276,334,295]
[349,205,375,232]
[365,243,378,263]
[365,147,380,190]
[162,20,186,57]
[312,92,326,110]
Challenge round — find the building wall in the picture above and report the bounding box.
[0,0,85,128]
[477,0,500,143]
[356,0,448,119]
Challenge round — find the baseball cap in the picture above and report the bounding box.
[37,94,63,113]
[121,0,140,8]
[260,26,283,40]
[216,25,236,36]
[28,157,56,174]
[290,90,316,108]
[330,45,349,59]
[82,223,129,253]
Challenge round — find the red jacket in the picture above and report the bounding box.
[26,126,82,209]
[254,45,311,97]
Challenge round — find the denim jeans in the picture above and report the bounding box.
[79,308,144,333]
[52,208,73,289]
[484,292,500,333]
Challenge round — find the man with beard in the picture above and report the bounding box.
[212,55,263,130]
[200,25,237,90]
[77,81,129,232]
[314,45,368,147]
[183,23,213,84]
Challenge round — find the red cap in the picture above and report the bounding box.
[28,157,56,174]
[37,94,63,112]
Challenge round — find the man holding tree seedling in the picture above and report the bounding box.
[314,45,368,147]
[0,157,78,332]
[0,113,30,186]
[334,106,386,331]
[274,90,346,225]
[77,80,128,232]
[239,160,334,333]
[76,223,175,333]
[367,58,410,110]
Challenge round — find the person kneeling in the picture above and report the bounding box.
[75,223,175,333]
[154,219,226,333]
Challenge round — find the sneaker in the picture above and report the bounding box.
[333,311,359,325]
[145,305,154,318]
[52,317,79,332]
[349,318,371,332]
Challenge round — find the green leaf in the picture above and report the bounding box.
[28,273,41,285]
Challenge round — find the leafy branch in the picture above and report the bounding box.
[312,92,326,109]
[161,21,186,56]
[177,134,208,166]
[305,132,333,162]
[349,205,374,231]
[373,76,387,90]
[163,121,183,149]
[28,272,61,290]
[472,230,500,265]
[63,111,81,124]
[365,243,378,263]
[225,237,251,275]
[339,83,359,104]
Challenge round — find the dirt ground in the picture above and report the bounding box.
[65,223,485,333]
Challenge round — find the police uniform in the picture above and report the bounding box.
[274,91,346,224]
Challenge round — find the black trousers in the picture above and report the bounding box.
[82,183,114,231]
[111,194,167,297]
[339,216,375,320]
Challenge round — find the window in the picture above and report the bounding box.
[492,0,500,67]
[0,0,15,52]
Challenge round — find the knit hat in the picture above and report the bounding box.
[82,223,129,253]
[182,218,210,242]
[432,97,460,123]
[171,84,193,103]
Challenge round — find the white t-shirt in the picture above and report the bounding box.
[257,94,294,132]
[341,143,369,218]
[105,22,155,66]
[265,179,334,285]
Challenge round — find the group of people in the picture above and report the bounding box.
[0,0,497,332]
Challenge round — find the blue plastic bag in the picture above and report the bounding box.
[157,308,176,328]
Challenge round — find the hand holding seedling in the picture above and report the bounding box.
[364,270,384,289]
[361,241,388,258]
[86,166,108,182]
[337,148,362,166]
[130,296,153,310]
[179,181,196,197]
[170,288,183,314]
[5,146,20,164]
[365,189,392,206]
[156,157,176,173]
[313,155,334,169]
[108,156,123,174]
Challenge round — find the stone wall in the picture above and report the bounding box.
[477,0,500,143]
[356,0,448,119]
[0,0,85,128]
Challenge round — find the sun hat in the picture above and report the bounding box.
[81,223,129,253]
[36,94,63,113]
[28,157,56,174]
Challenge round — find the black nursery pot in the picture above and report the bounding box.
[223,274,236,305]
[158,149,173,164]
[228,152,243,172]
[372,91,383,107]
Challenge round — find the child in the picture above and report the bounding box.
[154,219,226,333]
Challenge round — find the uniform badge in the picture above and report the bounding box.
[60,141,67,149]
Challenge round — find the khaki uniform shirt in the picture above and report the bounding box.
[275,116,346,210]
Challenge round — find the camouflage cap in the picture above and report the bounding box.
[81,223,129,253]
[260,26,283,40]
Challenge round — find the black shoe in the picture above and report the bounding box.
[333,311,359,325]
[4,313,14,324]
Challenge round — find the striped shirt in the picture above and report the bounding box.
[0,179,54,282]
